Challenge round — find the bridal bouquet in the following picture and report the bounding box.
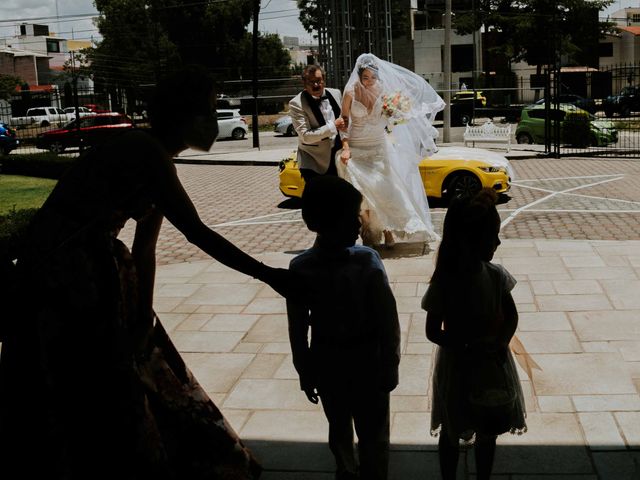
[381,91,411,132]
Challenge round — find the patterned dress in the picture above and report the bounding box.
[0,130,260,479]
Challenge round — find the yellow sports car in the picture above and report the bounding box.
[279,146,512,200]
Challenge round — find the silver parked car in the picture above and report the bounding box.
[273,115,297,137]
[217,109,248,140]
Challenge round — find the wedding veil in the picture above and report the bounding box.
[343,53,445,159]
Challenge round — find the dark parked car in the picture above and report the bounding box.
[0,122,19,155]
[603,86,640,118]
[534,94,596,114]
[35,113,134,154]
[435,102,478,126]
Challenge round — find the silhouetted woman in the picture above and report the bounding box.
[0,67,284,479]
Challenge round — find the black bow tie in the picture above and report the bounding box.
[315,95,328,102]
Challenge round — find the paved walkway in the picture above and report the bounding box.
[155,239,640,479]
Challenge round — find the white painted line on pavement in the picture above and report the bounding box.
[514,174,624,183]
[501,176,625,230]
[215,219,304,227]
[213,210,302,227]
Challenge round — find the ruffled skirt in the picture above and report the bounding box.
[430,345,527,444]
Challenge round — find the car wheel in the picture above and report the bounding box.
[516,132,533,144]
[459,113,472,126]
[621,105,631,117]
[604,109,614,118]
[448,173,482,199]
[286,124,297,137]
[40,120,50,128]
[232,128,245,140]
[49,142,65,154]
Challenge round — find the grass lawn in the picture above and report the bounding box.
[0,174,56,215]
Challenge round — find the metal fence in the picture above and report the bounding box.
[2,62,640,158]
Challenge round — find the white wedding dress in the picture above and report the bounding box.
[336,98,436,244]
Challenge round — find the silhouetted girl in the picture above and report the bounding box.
[422,188,526,480]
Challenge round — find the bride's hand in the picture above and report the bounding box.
[340,149,351,164]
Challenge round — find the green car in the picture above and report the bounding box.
[515,103,618,147]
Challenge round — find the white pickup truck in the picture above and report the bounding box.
[10,106,72,128]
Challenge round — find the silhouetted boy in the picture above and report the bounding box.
[286,176,401,480]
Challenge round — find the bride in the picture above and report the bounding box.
[337,53,445,247]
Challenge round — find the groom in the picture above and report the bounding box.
[289,65,346,183]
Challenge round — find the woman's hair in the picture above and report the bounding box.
[148,65,215,131]
[431,188,500,286]
[357,61,379,78]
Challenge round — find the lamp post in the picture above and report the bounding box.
[443,0,452,142]
[252,0,260,149]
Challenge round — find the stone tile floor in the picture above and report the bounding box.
[154,239,640,479]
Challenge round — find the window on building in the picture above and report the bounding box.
[599,42,613,57]
[632,13,640,23]
[414,12,427,30]
[46,40,60,53]
[530,74,545,89]
[451,44,473,72]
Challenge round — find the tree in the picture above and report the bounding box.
[298,0,409,39]
[88,0,293,94]
[297,0,321,34]
[236,33,292,79]
[452,0,616,75]
[0,75,22,101]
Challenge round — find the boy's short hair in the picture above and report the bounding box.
[301,176,362,233]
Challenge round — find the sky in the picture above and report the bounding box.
[605,0,640,17]
[0,0,636,47]
[0,0,312,45]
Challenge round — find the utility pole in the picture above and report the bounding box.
[443,0,452,142]
[252,0,260,149]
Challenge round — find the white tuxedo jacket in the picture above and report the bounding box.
[288,87,342,174]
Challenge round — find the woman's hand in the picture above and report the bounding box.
[259,265,304,299]
[340,148,351,164]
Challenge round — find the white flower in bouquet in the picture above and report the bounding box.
[381,91,411,132]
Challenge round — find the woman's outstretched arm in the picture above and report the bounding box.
[149,153,290,297]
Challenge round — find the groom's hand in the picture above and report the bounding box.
[335,117,347,131]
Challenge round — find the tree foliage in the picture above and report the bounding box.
[452,0,616,71]
[88,0,292,92]
[0,75,22,100]
[297,0,410,38]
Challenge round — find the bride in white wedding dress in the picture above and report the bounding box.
[336,53,445,247]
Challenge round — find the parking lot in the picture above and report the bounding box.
[116,153,640,265]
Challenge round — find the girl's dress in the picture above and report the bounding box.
[336,98,436,244]
[0,132,260,479]
[422,262,527,443]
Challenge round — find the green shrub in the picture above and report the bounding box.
[562,112,592,148]
[0,207,38,261]
[0,152,77,179]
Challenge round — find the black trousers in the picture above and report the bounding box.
[300,140,340,183]
[319,386,391,480]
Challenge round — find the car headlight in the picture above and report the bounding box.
[478,166,503,173]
